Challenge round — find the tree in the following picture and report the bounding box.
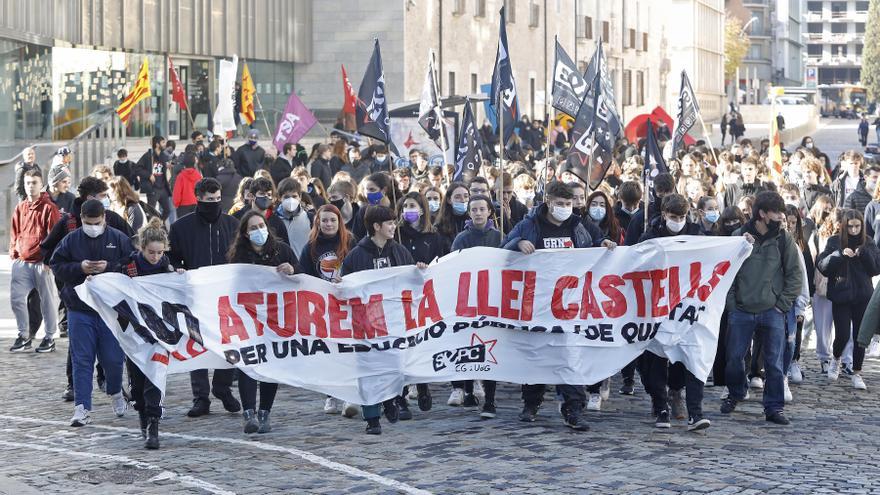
[724,14,750,81]
[863,0,880,101]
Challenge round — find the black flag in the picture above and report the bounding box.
[418,50,445,148]
[643,119,668,180]
[551,38,587,117]
[672,70,700,153]
[490,5,519,144]
[356,39,391,143]
[454,98,483,182]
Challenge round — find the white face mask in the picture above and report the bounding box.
[427,200,441,213]
[83,223,105,238]
[518,191,535,202]
[666,218,686,233]
[551,205,573,222]
[282,197,300,213]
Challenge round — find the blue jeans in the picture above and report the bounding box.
[725,308,785,415]
[68,310,124,410]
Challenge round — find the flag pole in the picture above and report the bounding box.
[644,119,651,234]
[242,58,275,142]
[430,49,452,186]
[497,86,505,238]
[696,112,720,169]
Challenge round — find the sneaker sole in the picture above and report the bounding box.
[518,416,536,422]
[480,412,496,419]
[324,409,339,414]
[655,422,671,428]
[10,347,32,353]
[688,420,711,431]
[70,419,91,427]
[35,347,56,353]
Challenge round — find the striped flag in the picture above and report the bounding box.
[241,63,256,125]
[769,111,783,175]
[116,58,151,124]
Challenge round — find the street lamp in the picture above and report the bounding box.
[740,17,758,37]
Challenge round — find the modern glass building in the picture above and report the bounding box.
[0,0,311,142]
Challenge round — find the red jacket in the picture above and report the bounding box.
[10,192,61,262]
[172,167,203,208]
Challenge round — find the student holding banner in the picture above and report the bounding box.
[228,210,298,434]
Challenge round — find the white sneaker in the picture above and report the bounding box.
[473,381,485,402]
[720,389,729,400]
[852,374,867,390]
[600,379,611,401]
[447,388,464,406]
[783,377,793,402]
[749,377,764,389]
[744,389,750,401]
[111,392,127,417]
[868,338,880,358]
[70,404,91,427]
[586,393,602,411]
[406,387,418,400]
[323,397,339,414]
[789,361,804,384]
[341,402,359,418]
[827,359,840,381]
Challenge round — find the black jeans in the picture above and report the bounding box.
[748,327,766,380]
[521,384,585,412]
[126,358,162,417]
[238,373,278,411]
[147,188,172,220]
[711,310,729,386]
[640,352,704,417]
[26,289,41,339]
[793,318,804,362]
[621,358,638,383]
[832,299,869,371]
[190,368,235,402]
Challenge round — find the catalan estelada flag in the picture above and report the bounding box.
[116,58,151,124]
[769,112,783,175]
[241,63,256,125]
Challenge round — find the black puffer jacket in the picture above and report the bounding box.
[817,235,880,304]
[341,236,415,275]
[230,239,298,268]
[397,224,447,264]
[638,215,704,242]
[168,212,239,269]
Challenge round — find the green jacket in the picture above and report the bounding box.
[857,283,880,347]
[726,222,803,314]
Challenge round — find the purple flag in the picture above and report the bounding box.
[272,90,317,152]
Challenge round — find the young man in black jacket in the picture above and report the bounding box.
[136,136,172,220]
[168,178,242,417]
[637,194,709,431]
[341,205,424,435]
[624,173,676,246]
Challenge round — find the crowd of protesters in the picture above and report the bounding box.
[9,112,880,447]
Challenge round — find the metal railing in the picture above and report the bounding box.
[0,109,126,247]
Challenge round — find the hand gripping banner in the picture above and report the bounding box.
[77,238,751,405]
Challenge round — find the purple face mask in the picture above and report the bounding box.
[402,210,421,223]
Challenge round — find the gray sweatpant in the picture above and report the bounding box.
[10,259,59,339]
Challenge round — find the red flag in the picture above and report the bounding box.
[169,57,188,111]
[341,64,356,114]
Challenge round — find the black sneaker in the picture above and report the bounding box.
[687,416,711,431]
[563,412,590,431]
[765,411,790,425]
[417,385,432,411]
[397,397,413,421]
[462,393,480,408]
[214,391,242,413]
[61,385,74,402]
[97,375,106,394]
[720,397,738,414]
[841,364,855,376]
[365,418,382,435]
[619,379,635,395]
[480,402,497,419]
[383,400,399,423]
[655,410,671,428]
[9,337,32,352]
[35,337,55,353]
[186,399,211,417]
[518,404,538,422]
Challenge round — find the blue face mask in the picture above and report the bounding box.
[705,210,720,223]
[366,191,384,205]
[100,196,111,209]
[452,202,468,215]
[588,206,606,222]
[248,227,269,246]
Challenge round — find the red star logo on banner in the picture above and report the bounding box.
[404,130,419,149]
[471,333,498,364]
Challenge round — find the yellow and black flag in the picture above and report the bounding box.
[116,58,151,124]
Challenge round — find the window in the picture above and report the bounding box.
[447,71,456,96]
[505,0,516,23]
[577,16,593,39]
[856,1,870,11]
[831,23,846,34]
[807,44,823,56]
[856,44,864,56]
[622,70,632,106]
[748,44,762,59]
[528,1,539,28]
[807,22,823,34]
[807,1,823,11]
[470,73,478,94]
[474,0,486,17]
[627,29,636,49]
[832,44,847,56]
[602,21,610,42]
[453,0,466,15]
[642,32,648,51]
[529,77,535,119]
[831,1,846,15]
[636,71,644,106]
[856,23,865,34]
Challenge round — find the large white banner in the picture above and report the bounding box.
[213,55,238,133]
[77,238,751,405]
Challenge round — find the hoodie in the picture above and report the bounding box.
[501,203,593,251]
[451,220,503,250]
[10,192,61,262]
[341,236,415,275]
[299,233,357,281]
[119,251,173,277]
[172,167,203,208]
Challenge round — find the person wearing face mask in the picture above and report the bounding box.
[116,218,183,449]
[422,186,444,225]
[49,199,135,428]
[227,210,297,434]
[586,190,623,245]
[270,143,296,186]
[625,173,676,246]
[697,196,721,235]
[502,181,615,431]
[434,182,470,255]
[328,180,360,237]
[366,144,392,174]
[352,173,396,239]
[340,145,370,184]
[135,136,172,221]
[112,148,139,190]
[817,209,880,390]
[800,156,832,212]
[636,194,706,430]
[723,192,804,426]
[268,179,315,255]
[613,181,643,232]
[341,206,426,434]
[844,163,880,215]
[232,129,267,178]
[233,177,276,221]
[513,174,537,209]
[171,152,204,218]
[169,178,242,417]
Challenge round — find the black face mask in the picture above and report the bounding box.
[331,198,346,211]
[766,219,781,232]
[722,222,742,235]
[196,200,222,223]
[254,196,272,210]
